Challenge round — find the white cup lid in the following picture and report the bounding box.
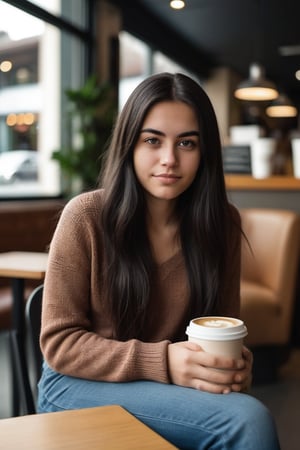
[186,316,248,341]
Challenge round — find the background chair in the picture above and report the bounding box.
[10,329,36,415]
[10,284,43,415]
[26,284,43,391]
[239,208,300,383]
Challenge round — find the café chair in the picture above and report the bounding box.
[239,208,300,383]
[26,284,44,388]
[1,285,39,416]
[10,284,43,415]
[10,329,36,415]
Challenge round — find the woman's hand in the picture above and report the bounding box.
[167,342,253,394]
[234,346,253,392]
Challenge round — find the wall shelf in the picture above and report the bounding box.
[225,175,300,191]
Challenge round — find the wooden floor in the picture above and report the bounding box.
[0,333,299,450]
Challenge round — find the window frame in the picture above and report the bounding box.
[0,0,95,201]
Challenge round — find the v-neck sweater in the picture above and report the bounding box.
[40,189,241,384]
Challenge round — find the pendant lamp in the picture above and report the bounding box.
[170,0,186,10]
[234,62,279,101]
[266,94,298,118]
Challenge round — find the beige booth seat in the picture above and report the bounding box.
[239,208,300,382]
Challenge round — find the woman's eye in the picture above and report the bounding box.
[179,139,196,149]
[145,137,159,145]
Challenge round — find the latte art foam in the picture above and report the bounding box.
[186,316,248,343]
[202,319,233,328]
[194,317,239,329]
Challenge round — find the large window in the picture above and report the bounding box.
[119,31,200,109]
[0,5,200,198]
[0,0,92,198]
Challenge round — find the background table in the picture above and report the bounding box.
[0,251,48,336]
[0,405,178,449]
[0,251,48,415]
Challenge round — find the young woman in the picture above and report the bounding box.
[38,73,280,449]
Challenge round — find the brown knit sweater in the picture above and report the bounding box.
[40,189,241,384]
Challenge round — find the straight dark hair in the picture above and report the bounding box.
[99,72,236,340]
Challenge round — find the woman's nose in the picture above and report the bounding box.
[160,146,177,167]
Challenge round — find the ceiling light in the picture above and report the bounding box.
[0,60,12,72]
[295,70,300,81]
[234,62,279,101]
[266,94,298,118]
[170,0,185,10]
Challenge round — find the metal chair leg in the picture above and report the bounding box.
[9,330,36,415]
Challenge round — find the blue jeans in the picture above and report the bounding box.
[38,362,280,450]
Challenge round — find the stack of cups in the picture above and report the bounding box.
[291,139,300,178]
[186,316,248,359]
[250,138,276,179]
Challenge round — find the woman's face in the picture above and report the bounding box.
[133,101,201,203]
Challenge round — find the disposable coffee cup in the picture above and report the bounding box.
[291,138,300,178]
[186,316,248,359]
[250,137,276,179]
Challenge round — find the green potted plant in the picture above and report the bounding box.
[52,75,117,196]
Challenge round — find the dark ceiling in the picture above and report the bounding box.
[113,0,300,105]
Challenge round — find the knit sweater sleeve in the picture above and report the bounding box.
[40,191,171,384]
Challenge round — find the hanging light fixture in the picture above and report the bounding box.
[234,62,279,101]
[266,93,298,118]
[170,0,186,10]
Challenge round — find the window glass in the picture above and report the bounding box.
[153,51,187,74]
[30,0,87,29]
[119,32,199,110]
[0,0,87,198]
[29,0,58,15]
[119,31,150,110]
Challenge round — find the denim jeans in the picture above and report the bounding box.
[38,362,281,450]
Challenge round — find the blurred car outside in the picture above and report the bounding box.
[0,150,38,184]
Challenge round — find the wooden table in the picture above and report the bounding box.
[0,405,178,450]
[0,251,48,415]
[0,251,48,279]
[0,251,48,335]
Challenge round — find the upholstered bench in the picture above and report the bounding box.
[239,208,300,382]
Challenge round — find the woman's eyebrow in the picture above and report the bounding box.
[140,128,165,136]
[140,128,199,138]
[178,131,200,138]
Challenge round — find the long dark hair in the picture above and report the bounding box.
[100,72,233,340]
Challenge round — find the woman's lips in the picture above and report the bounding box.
[153,173,181,184]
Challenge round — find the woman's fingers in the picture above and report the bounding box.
[191,377,233,394]
[193,349,245,371]
[168,341,246,392]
